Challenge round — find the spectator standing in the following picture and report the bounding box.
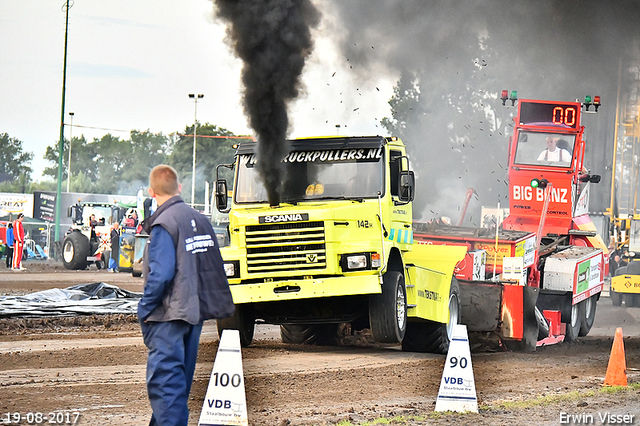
[109,223,120,272]
[137,164,235,425]
[5,223,14,268]
[12,213,25,270]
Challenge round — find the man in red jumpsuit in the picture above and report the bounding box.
[12,213,25,270]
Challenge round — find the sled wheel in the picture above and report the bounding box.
[564,301,584,342]
[578,294,597,336]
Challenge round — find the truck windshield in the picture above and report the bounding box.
[514,131,576,167]
[235,151,384,203]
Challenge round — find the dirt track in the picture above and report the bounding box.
[0,261,639,425]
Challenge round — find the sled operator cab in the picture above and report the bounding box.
[498,92,607,343]
[502,95,604,241]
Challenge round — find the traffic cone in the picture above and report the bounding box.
[603,327,627,387]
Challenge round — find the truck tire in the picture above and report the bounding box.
[401,278,460,354]
[280,323,339,345]
[578,295,597,336]
[369,271,407,344]
[216,304,255,347]
[62,232,89,270]
[610,290,622,306]
[564,301,584,342]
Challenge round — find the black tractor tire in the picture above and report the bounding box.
[369,271,407,344]
[564,301,584,342]
[401,278,461,354]
[216,304,255,348]
[280,323,339,345]
[623,293,636,307]
[610,290,622,306]
[578,294,598,337]
[62,232,89,270]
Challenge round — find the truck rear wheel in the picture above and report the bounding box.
[62,232,89,270]
[280,324,339,345]
[369,271,407,344]
[578,295,597,336]
[401,278,460,354]
[217,304,255,347]
[565,301,584,342]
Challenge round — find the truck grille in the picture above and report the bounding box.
[245,221,326,274]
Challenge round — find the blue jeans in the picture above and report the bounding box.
[140,320,203,426]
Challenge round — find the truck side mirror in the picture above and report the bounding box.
[399,171,415,203]
[216,179,229,212]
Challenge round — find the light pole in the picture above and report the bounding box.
[189,93,204,208]
[55,0,72,254]
[66,112,74,192]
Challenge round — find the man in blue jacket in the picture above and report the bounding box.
[138,164,235,426]
[5,222,14,268]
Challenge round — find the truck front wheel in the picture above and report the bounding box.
[369,271,407,343]
[401,278,460,354]
[62,232,89,270]
[216,304,255,347]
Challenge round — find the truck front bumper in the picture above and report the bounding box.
[228,274,382,304]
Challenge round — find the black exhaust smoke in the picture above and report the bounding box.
[213,0,320,206]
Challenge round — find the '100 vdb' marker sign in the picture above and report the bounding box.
[198,329,248,426]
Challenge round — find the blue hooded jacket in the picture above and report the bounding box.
[5,225,14,247]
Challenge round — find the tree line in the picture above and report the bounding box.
[0,125,248,205]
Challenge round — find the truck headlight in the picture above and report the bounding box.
[340,253,372,271]
[347,255,367,269]
[223,260,240,278]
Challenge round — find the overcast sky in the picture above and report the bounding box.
[1,0,396,179]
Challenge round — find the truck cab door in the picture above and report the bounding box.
[388,150,414,249]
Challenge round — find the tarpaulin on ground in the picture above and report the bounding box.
[0,282,141,317]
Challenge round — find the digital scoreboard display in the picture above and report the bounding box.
[518,100,580,129]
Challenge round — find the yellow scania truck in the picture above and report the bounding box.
[214,136,466,353]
